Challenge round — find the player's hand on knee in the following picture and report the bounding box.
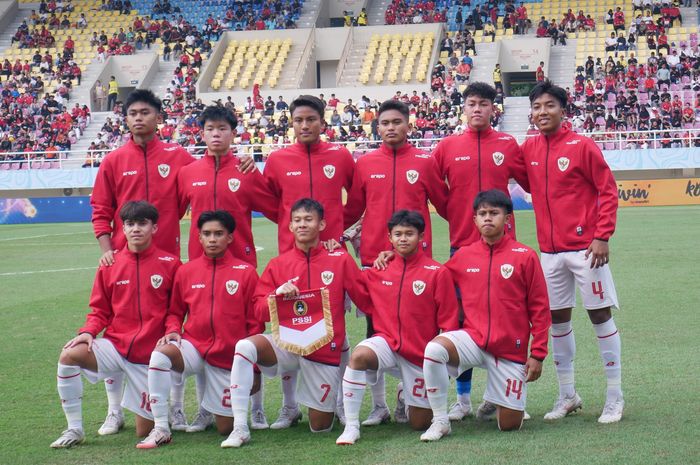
[373,250,394,270]
[64,332,94,351]
[157,331,181,347]
[275,281,300,297]
[98,249,115,267]
[237,154,255,173]
[585,239,609,269]
[525,357,542,382]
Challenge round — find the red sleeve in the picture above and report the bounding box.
[585,140,618,241]
[424,156,449,219]
[431,140,447,179]
[252,260,278,323]
[343,159,366,228]
[434,267,460,332]
[525,252,551,361]
[262,154,281,198]
[245,269,265,336]
[90,156,117,241]
[164,266,187,334]
[341,148,355,191]
[248,168,279,223]
[344,255,374,315]
[176,168,190,219]
[509,142,530,193]
[79,267,113,337]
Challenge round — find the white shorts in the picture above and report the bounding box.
[259,334,338,413]
[442,330,527,412]
[540,250,619,311]
[82,338,152,420]
[357,336,429,409]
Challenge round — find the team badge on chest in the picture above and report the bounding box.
[492,151,504,166]
[320,271,334,285]
[500,264,514,279]
[151,274,163,289]
[323,165,336,179]
[225,280,239,295]
[228,178,241,192]
[157,164,170,178]
[406,169,419,184]
[557,157,570,172]
[412,280,426,295]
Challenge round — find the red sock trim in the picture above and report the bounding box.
[597,330,618,339]
[552,329,573,338]
[423,356,444,364]
[57,372,80,379]
[149,367,169,372]
[234,352,255,365]
[342,378,366,386]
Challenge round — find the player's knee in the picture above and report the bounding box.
[235,338,258,365]
[149,350,172,370]
[424,341,449,364]
[497,410,523,432]
[349,347,373,370]
[587,308,612,324]
[309,418,334,433]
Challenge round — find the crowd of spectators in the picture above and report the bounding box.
[384,0,448,25]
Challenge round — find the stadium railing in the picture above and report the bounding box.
[1,128,698,169]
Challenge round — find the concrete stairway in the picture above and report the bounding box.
[366,0,392,26]
[64,111,112,168]
[468,41,499,85]
[546,39,578,90]
[297,0,321,28]
[499,96,531,136]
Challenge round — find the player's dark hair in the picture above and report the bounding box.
[529,79,568,108]
[197,210,236,233]
[119,200,159,223]
[291,198,324,220]
[463,81,497,101]
[473,189,513,214]
[387,210,426,234]
[289,95,325,119]
[199,104,237,129]
[377,99,409,121]
[123,89,162,116]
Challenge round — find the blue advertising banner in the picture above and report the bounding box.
[0,197,92,224]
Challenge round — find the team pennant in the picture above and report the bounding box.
[268,288,333,356]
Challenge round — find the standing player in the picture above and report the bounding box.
[137,210,264,448]
[89,89,194,434]
[262,95,356,428]
[343,100,449,425]
[522,81,623,424]
[221,199,373,448]
[420,190,551,441]
[432,82,530,421]
[50,201,181,448]
[336,210,459,445]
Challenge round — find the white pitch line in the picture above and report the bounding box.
[0,266,94,276]
[0,231,91,242]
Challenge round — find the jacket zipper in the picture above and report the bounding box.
[396,258,407,352]
[142,147,150,201]
[392,147,397,212]
[126,254,143,359]
[477,131,482,191]
[305,250,311,285]
[213,158,219,209]
[484,245,493,351]
[204,258,216,358]
[307,145,313,199]
[544,137,556,252]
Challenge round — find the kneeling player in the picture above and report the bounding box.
[336,210,458,445]
[420,190,551,441]
[51,201,181,448]
[222,198,372,448]
[137,210,264,448]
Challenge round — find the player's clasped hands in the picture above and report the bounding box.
[585,239,609,269]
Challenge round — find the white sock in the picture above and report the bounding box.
[251,382,264,411]
[423,342,450,421]
[551,321,576,398]
[342,368,367,428]
[195,370,209,414]
[458,392,471,405]
[593,318,623,402]
[169,375,185,412]
[369,372,387,408]
[281,371,298,409]
[231,339,256,430]
[336,339,350,409]
[148,351,172,431]
[104,371,124,414]
[57,364,83,430]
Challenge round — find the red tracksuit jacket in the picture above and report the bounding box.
[91,136,194,256]
[433,127,529,248]
[362,250,459,366]
[343,143,449,266]
[79,245,181,365]
[521,127,618,253]
[263,141,354,253]
[165,252,264,370]
[177,152,278,265]
[445,235,551,364]
[253,243,373,366]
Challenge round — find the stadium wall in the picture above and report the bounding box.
[91,53,160,108]
[0,0,17,35]
[328,0,367,17]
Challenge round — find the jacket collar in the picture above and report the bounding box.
[203,150,237,167]
[477,234,512,252]
[541,126,571,143]
[292,242,325,260]
[465,125,494,137]
[378,142,415,157]
[127,135,163,153]
[294,140,325,154]
[393,247,425,267]
[200,250,234,265]
[118,243,157,260]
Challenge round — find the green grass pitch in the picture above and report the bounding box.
[0,207,698,465]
